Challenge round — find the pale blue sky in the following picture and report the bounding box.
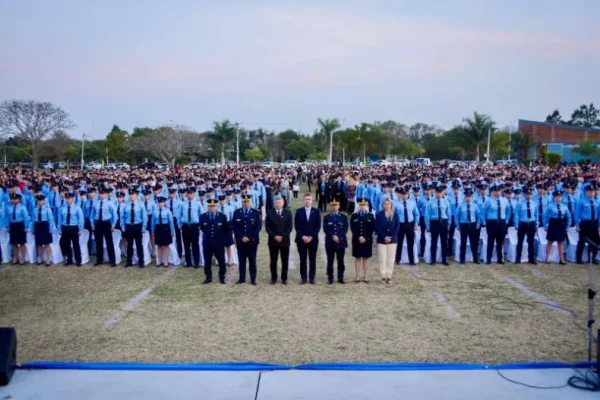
[1,0,599,139]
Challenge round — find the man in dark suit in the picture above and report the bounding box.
[265,196,293,284]
[295,193,322,284]
[315,177,329,213]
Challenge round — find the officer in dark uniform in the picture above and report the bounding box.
[200,199,229,284]
[323,199,348,284]
[232,194,262,285]
[350,198,375,283]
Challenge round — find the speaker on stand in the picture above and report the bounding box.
[0,327,17,386]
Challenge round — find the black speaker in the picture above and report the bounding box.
[0,327,17,386]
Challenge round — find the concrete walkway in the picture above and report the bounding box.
[0,368,597,399]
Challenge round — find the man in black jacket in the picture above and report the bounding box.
[315,176,329,213]
[294,193,322,284]
[265,196,293,284]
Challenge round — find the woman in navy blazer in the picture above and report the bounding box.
[375,198,400,284]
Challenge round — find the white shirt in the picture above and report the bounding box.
[305,207,311,221]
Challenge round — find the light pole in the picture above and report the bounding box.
[328,118,345,166]
[236,124,240,165]
[80,133,86,170]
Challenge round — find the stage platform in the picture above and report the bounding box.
[1,367,598,399]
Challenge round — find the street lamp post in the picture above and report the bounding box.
[80,133,86,170]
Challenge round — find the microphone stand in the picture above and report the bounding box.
[585,238,599,364]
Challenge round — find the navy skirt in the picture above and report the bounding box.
[154,224,172,246]
[547,218,567,242]
[9,222,26,245]
[352,239,373,258]
[34,221,52,246]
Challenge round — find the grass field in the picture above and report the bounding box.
[0,186,596,365]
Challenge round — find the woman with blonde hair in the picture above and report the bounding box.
[375,197,400,284]
[346,177,357,213]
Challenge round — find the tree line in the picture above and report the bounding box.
[0,99,597,167]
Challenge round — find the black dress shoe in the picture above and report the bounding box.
[270,280,276,285]
[300,279,307,285]
[64,262,72,267]
[111,264,117,267]
[459,261,465,265]
[327,280,333,285]
[498,261,505,265]
[309,280,315,285]
[251,281,256,286]
[409,262,416,266]
[76,263,82,267]
[184,264,192,268]
[139,265,145,269]
[559,261,567,265]
[281,280,287,285]
[474,261,480,265]
[124,263,132,268]
[236,280,245,285]
[194,265,200,269]
[442,262,449,266]
[202,279,212,284]
[530,261,537,265]
[429,262,435,266]
[338,280,345,284]
[219,279,226,284]
[93,262,102,267]
[594,260,599,265]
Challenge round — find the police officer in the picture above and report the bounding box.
[514,187,537,264]
[152,196,175,267]
[425,185,450,265]
[143,190,157,256]
[179,188,201,268]
[394,188,419,265]
[483,185,511,264]
[166,188,183,258]
[323,199,348,284]
[575,185,600,264]
[121,188,148,268]
[91,188,117,267]
[454,188,480,264]
[58,192,84,266]
[32,194,55,266]
[83,188,96,255]
[350,198,375,283]
[7,193,30,265]
[544,190,571,265]
[417,184,432,257]
[232,194,262,285]
[562,183,576,228]
[200,199,228,284]
[316,177,329,213]
[447,182,463,256]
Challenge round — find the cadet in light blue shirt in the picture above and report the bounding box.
[58,193,85,266]
[121,189,148,268]
[454,189,481,264]
[483,186,511,264]
[152,196,175,267]
[574,185,600,263]
[32,194,56,266]
[425,186,450,265]
[543,190,571,264]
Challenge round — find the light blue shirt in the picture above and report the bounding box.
[179,198,201,225]
[425,197,450,230]
[31,205,56,234]
[58,204,84,232]
[482,196,511,224]
[166,197,182,221]
[151,206,175,236]
[6,203,30,230]
[575,197,600,228]
[120,202,148,230]
[394,198,419,223]
[454,201,481,226]
[543,202,572,229]
[90,199,117,229]
[514,198,538,227]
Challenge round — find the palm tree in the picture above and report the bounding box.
[511,131,539,160]
[574,140,599,157]
[209,120,237,164]
[317,118,341,164]
[462,112,495,161]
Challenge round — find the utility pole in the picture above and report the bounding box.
[342,147,345,166]
[508,130,512,159]
[486,127,491,163]
[236,126,240,165]
[105,145,109,166]
[81,133,86,170]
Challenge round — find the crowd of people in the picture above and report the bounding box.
[0,160,598,285]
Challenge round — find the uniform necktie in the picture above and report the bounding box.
[455,199,458,214]
[539,201,543,225]
[437,199,441,219]
[99,200,103,221]
[67,205,71,225]
[169,199,173,213]
[568,197,572,215]
[403,200,408,222]
[89,201,93,216]
[145,200,148,211]
[188,201,192,221]
[467,202,472,223]
[592,200,596,221]
[527,200,531,219]
[117,204,120,223]
[130,203,134,224]
[159,208,162,223]
[557,203,562,219]
[38,207,42,222]
[12,205,16,222]
[277,210,281,216]
[497,198,501,221]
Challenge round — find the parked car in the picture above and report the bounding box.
[40,162,54,170]
[85,161,102,170]
[415,157,432,166]
[54,161,67,169]
[284,160,297,168]
[158,163,170,171]
[107,162,130,170]
[262,161,274,168]
[69,162,83,169]
[184,162,202,169]
[138,162,158,169]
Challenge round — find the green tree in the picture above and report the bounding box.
[462,112,495,161]
[106,124,129,162]
[392,139,423,159]
[491,131,510,160]
[545,152,562,167]
[244,148,264,161]
[308,152,327,161]
[545,110,565,125]
[511,131,539,160]
[574,140,599,157]
[285,138,312,161]
[317,118,341,164]
[569,103,600,128]
[209,120,237,164]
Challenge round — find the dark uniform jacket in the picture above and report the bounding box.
[232,207,262,244]
[323,212,348,249]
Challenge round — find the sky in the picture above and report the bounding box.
[1,0,599,139]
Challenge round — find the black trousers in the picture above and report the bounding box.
[318,195,327,212]
[94,220,115,264]
[326,246,345,282]
[238,242,258,282]
[84,218,93,255]
[173,217,183,257]
[347,201,355,214]
[516,222,536,262]
[125,223,144,266]
[430,220,448,264]
[459,223,479,263]
[577,220,600,262]
[203,243,226,282]
[447,221,456,256]
[269,245,289,282]
[395,222,415,264]
[60,225,81,264]
[419,216,427,256]
[297,240,318,281]
[486,220,506,263]
[182,223,200,266]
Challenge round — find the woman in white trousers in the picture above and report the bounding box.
[375,198,400,284]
